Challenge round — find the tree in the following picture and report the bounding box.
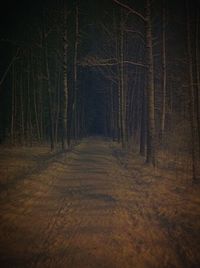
[160,0,167,141]
[62,4,69,150]
[145,0,155,165]
[186,0,197,181]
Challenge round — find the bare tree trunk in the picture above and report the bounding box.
[39,78,44,142]
[27,51,33,146]
[110,82,115,140]
[55,68,61,145]
[117,70,121,142]
[45,42,55,150]
[35,50,43,143]
[140,81,146,155]
[11,63,15,144]
[33,69,40,142]
[145,0,156,165]
[74,5,79,140]
[160,0,167,141]
[195,10,200,158]
[62,6,68,150]
[0,48,20,91]
[20,61,25,145]
[120,12,126,147]
[186,0,197,181]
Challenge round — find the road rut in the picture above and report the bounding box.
[0,138,199,268]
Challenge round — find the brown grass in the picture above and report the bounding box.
[0,138,200,267]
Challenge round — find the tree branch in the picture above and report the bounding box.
[79,59,146,68]
[112,0,146,22]
[0,48,20,87]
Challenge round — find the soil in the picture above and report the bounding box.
[0,138,200,268]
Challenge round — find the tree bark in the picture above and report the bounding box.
[195,9,200,158]
[160,0,167,141]
[145,0,156,165]
[120,11,126,147]
[186,0,197,180]
[62,6,68,150]
[74,5,79,140]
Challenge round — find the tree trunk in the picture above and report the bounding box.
[145,0,156,165]
[20,61,25,145]
[74,5,79,140]
[140,83,146,155]
[62,6,68,150]
[186,0,197,181]
[160,0,167,141]
[11,62,15,144]
[120,12,126,147]
[45,44,55,150]
[195,10,200,158]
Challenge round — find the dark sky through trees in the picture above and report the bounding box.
[0,0,199,167]
[0,1,200,267]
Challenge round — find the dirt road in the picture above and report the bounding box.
[0,138,199,267]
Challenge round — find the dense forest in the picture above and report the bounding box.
[0,0,200,267]
[0,0,200,177]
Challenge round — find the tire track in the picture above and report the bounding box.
[1,138,194,267]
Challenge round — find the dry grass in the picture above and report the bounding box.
[0,139,200,267]
[112,143,200,267]
[0,145,64,187]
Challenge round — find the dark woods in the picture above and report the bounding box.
[0,0,199,179]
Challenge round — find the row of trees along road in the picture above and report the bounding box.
[0,0,199,180]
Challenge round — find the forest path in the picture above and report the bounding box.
[0,138,199,268]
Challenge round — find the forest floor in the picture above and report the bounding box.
[0,137,200,268]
